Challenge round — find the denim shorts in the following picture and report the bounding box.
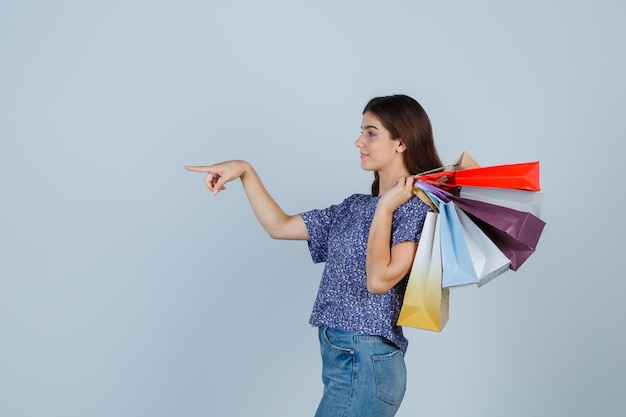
[314,326,407,417]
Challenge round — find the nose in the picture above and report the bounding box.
[355,134,364,148]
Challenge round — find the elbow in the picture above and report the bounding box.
[367,269,409,295]
[366,268,392,295]
[267,230,281,240]
[366,279,391,295]
[267,226,292,240]
[265,223,286,240]
[266,228,289,240]
[264,215,300,240]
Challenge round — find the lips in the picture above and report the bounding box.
[360,153,368,159]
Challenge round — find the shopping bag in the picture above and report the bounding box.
[454,206,511,286]
[460,186,544,218]
[397,212,450,332]
[453,161,540,190]
[413,185,477,288]
[413,151,480,191]
[418,161,540,191]
[415,180,546,271]
[439,201,478,288]
[449,150,480,171]
[450,196,545,270]
[449,195,545,250]
[477,228,539,271]
[413,187,438,212]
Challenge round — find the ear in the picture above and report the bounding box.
[396,139,407,153]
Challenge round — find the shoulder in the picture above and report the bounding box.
[333,193,374,210]
[302,194,371,221]
[391,196,432,243]
[396,195,431,217]
[343,193,371,204]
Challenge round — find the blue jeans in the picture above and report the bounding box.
[314,326,407,417]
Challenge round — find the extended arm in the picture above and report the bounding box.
[185,160,309,240]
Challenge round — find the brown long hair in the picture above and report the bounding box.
[363,94,443,196]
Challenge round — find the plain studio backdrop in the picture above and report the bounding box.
[1,1,624,416]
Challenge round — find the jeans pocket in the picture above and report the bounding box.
[322,327,354,354]
[372,349,407,406]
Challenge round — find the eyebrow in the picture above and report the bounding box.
[361,125,379,130]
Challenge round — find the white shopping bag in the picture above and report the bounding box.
[460,186,544,218]
[454,205,511,287]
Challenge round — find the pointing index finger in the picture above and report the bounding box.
[184,165,213,172]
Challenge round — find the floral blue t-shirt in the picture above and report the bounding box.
[300,194,430,354]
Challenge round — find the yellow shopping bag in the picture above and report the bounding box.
[397,211,450,332]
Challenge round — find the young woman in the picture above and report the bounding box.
[185,94,443,417]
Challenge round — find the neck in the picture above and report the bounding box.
[377,167,411,196]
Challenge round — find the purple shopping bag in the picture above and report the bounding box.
[447,195,546,270]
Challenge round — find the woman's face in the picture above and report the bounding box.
[356,111,405,172]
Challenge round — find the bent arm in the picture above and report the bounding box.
[366,206,417,294]
[365,176,417,295]
[185,161,309,240]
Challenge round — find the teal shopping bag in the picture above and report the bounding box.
[417,184,477,288]
[438,200,479,288]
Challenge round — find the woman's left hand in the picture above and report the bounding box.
[378,176,415,212]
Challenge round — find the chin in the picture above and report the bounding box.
[360,161,375,171]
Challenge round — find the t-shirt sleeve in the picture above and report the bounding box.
[300,204,338,263]
[391,196,431,247]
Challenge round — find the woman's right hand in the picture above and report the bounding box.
[185,160,309,240]
[184,160,250,196]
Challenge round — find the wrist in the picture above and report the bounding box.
[375,200,396,216]
[238,160,252,179]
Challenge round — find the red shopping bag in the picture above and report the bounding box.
[418,161,540,191]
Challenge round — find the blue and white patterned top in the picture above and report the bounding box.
[300,194,430,354]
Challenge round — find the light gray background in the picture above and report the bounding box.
[1,1,624,416]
